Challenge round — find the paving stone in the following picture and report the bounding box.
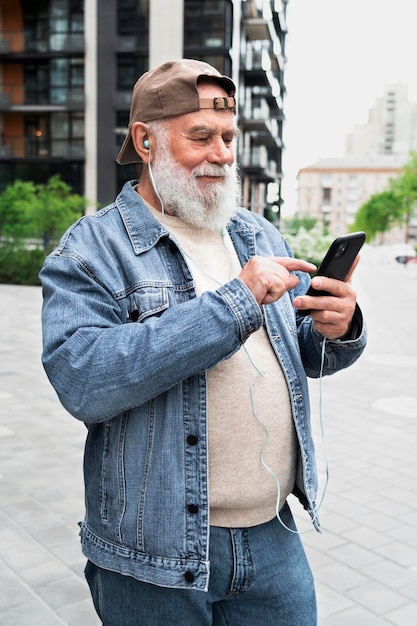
[315,561,368,594]
[0,601,65,626]
[315,584,354,619]
[385,602,417,626]
[341,525,392,550]
[346,580,407,615]
[327,605,393,625]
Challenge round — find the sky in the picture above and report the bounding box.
[281,0,417,216]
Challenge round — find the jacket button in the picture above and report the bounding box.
[187,504,199,514]
[184,571,195,583]
[187,435,198,445]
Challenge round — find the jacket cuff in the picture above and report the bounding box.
[336,303,363,341]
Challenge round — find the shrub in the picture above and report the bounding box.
[0,243,47,286]
[284,224,333,267]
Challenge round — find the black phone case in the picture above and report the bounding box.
[298,231,366,317]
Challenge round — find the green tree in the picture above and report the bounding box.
[0,179,37,241]
[283,214,318,236]
[351,190,403,243]
[390,151,417,241]
[351,151,417,243]
[0,175,86,249]
[0,176,87,285]
[30,175,86,249]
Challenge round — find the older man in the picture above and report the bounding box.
[40,59,366,625]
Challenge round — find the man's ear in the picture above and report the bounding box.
[131,122,152,162]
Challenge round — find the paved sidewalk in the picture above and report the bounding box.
[1,245,417,625]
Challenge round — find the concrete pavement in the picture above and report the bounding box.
[1,245,417,625]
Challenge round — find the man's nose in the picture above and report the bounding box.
[206,139,234,165]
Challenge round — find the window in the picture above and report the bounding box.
[184,0,232,50]
[25,112,84,158]
[322,187,332,202]
[117,57,148,92]
[24,58,84,106]
[117,0,149,34]
[22,0,84,52]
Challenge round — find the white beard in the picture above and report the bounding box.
[149,144,240,232]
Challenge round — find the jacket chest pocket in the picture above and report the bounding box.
[125,285,170,323]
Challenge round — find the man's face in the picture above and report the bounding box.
[164,82,238,180]
[149,83,240,231]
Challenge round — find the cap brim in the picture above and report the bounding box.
[116,132,141,165]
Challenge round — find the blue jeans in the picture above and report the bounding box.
[85,505,317,625]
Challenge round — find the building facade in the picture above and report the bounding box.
[345,83,417,158]
[0,0,288,220]
[297,155,406,240]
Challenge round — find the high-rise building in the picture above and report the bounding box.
[345,83,417,158]
[0,0,288,220]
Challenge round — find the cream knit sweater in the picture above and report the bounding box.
[146,204,297,528]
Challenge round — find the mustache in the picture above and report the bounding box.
[191,164,231,179]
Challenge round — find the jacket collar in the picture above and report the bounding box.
[116,180,168,254]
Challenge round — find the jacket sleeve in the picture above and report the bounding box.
[40,254,263,423]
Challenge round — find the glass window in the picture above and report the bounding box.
[322,187,332,202]
[46,58,84,104]
[71,113,84,139]
[184,0,232,50]
[24,112,84,158]
[22,0,84,52]
[50,113,68,139]
[25,116,49,156]
[25,64,49,104]
[117,56,148,91]
[117,0,149,35]
[50,112,84,157]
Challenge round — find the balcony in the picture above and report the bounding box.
[243,16,271,41]
[240,95,283,146]
[0,31,85,56]
[0,84,85,111]
[241,45,284,107]
[242,0,284,51]
[239,145,278,182]
[0,137,85,160]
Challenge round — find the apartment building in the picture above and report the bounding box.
[0,0,288,219]
[345,83,417,158]
[296,155,406,240]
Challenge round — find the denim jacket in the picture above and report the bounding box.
[40,180,367,591]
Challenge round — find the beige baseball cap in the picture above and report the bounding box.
[116,59,236,165]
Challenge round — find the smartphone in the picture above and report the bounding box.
[298,231,366,317]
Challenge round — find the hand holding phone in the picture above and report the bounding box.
[298,232,366,317]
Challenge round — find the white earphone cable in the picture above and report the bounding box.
[145,167,329,533]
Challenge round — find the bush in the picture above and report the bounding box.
[283,224,334,267]
[0,175,87,285]
[0,244,47,286]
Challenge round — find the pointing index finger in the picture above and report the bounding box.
[271,257,317,274]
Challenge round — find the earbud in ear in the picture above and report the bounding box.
[144,139,150,149]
